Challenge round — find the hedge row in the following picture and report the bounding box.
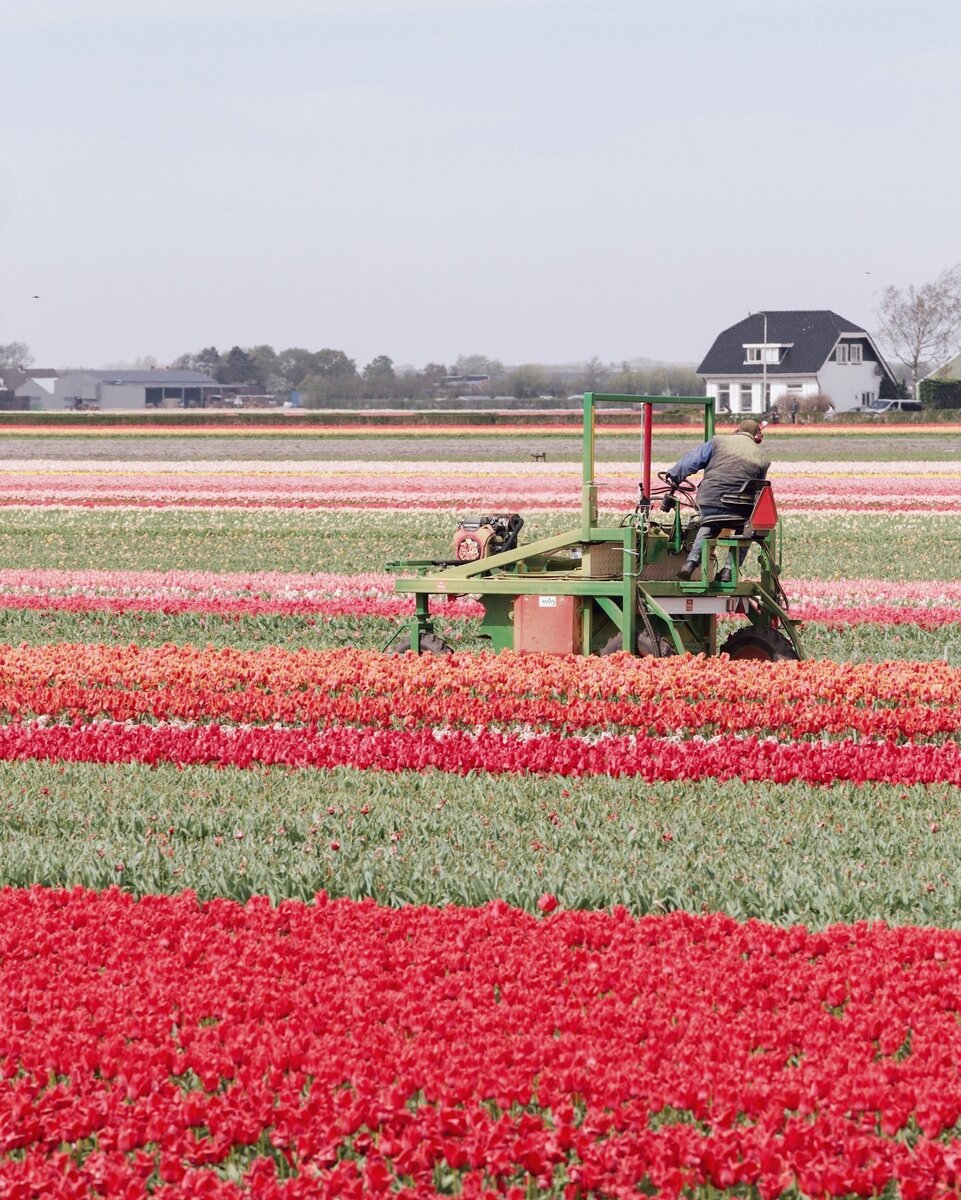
[0,408,701,429]
[919,379,961,409]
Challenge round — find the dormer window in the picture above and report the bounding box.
[744,344,786,365]
[836,343,863,365]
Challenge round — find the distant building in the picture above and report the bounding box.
[52,369,222,411]
[0,368,59,409]
[698,311,899,415]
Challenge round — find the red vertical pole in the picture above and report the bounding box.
[642,401,653,502]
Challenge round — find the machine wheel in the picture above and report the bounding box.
[720,626,799,661]
[390,632,454,656]
[599,631,675,658]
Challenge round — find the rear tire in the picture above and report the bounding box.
[720,626,798,661]
[600,631,675,658]
[391,632,454,656]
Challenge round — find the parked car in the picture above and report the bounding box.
[860,399,922,416]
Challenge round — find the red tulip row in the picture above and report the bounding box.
[4,886,961,1198]
[1,718,961,784]
[0,644,954,782]
[0,643,957,740]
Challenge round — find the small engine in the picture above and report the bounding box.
[452,513,524,562]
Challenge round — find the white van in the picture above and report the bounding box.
[860,399,922,416]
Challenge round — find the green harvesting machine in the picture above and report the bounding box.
[388,393,804,662]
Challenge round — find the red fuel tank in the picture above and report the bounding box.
[512,594,581,654]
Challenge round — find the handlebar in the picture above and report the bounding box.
[653,471,696,512]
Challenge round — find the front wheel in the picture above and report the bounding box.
[390,632,454,656]
[720,626,799,661]
[599,630,675,658]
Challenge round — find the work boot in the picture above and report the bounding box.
[716,567,732,584]
[677,560,697,581]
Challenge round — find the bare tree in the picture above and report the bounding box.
[581,355,606,391]
[0,341,33,369]
[875,265,961,395]
[505,363,549,399]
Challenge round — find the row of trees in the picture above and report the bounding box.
[170,347,703,405]
[175,260,960,403]
[5,265,960,400]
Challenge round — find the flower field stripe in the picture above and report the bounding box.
[2,570,961,629]
[7,888,961,1197]
[791,604,961,630]
[11,457,961,475]
[0,567,456,619]
[0,420,616,437]
[4,417,957,433]
[2,459,961,511]
[3,644,961,740]
[10,568,961,600]
[0,589,480,620]
[0,644,959,784]
[0,591,957,629]
[5,718,961,784]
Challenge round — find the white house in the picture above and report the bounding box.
[698,311,899,415]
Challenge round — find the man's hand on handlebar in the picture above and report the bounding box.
[653,471,695,513]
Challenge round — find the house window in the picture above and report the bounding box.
[745,347,762,363]
[763,346,780,364]
[739,384,753,411]
[717,385,731,412]
[861,391,875,404]
[837,342,863,364]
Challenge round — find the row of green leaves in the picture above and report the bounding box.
[0,508,953,579]
[0,607,957,664]
[0,760,957,927]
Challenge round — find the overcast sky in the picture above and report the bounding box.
[4,0,960,371]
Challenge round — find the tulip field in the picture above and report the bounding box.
[5,421,961,1197]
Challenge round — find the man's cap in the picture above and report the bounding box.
[737,418,760,436]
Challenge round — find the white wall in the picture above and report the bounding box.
[769,381,820,406]
[98,384,146,410]
[817,360,885,411]
[53,372,99,410]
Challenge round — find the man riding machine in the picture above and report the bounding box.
[666,417,771,583]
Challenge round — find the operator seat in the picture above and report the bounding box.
[695,479,778,580]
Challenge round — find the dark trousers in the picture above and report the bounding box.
[684,507,749,569]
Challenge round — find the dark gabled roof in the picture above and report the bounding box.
[0,368,59,389]
[66,369,218,385]
[697,310,868,376]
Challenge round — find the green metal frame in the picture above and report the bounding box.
[388,393,804,658]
